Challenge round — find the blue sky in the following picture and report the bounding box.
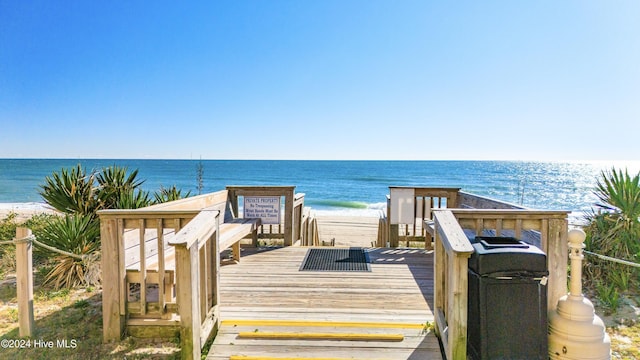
[1,1,639,161]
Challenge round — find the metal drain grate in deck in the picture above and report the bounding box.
[299,248,371,272]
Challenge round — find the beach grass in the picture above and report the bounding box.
[0,281,182,359]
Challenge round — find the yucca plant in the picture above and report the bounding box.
[96,165,146,209]
[154,185,192,204]
[115,189,152,209]
[588,168,640,258]
[37,164,190,289]
[584,167,640,305]
[38,214,101,289]
[39,164,99,216]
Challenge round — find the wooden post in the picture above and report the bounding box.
[100,217,125,342]
[175,244,201,360]
[447,252,470,359]
[15,227,34,337]
[284,188,294,247]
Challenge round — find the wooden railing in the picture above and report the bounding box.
[432,210,474,360]
[293,193,305,245]
[300,206,319,246]
[450,208,569,311]
[169,209,221,360]
[100,187,312,359]
[377,213,389,247]
[226,186,303,246]
[386,187,461,248]
[100,210,200,339]
[99,207,221,360]
[458,191,527,210]
[433,209,569,360]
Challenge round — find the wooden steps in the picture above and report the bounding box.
[210,318,437,359]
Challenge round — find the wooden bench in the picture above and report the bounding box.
[123,191,262,316]
[219,218,262,261]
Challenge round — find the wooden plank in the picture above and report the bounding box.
[221,319,425,328]
[169,209,219,249]
[237,331,405,341]
[175,243,201,360]
[138,221,146,316]
[141,190,228,211]
[117,219,126,317]
[285,187,294,246]
[206,246,441,359]
[16,227,34,337]
[157,218,166,316]
[101,217,124,342]
[446,250,469,360]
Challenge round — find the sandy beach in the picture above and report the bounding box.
[0,202,59,222]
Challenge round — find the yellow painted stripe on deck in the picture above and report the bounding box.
[221,319,424,329]
[237,331,404,341]
[230,357,391,360]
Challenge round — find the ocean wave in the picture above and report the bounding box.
[307,199,368,209]
[307,199,387,210]
[305,200,386,217]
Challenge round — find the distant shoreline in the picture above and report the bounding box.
[0,202,59,222]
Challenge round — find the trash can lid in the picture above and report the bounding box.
[468,237,547,275]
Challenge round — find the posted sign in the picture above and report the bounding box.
[244,196,281,224]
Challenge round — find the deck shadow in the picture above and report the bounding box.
[366,248,435,316]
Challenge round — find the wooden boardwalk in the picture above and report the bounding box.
[207,246,442,360]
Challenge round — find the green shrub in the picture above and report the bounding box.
[0,212,18,240]
[36,164,191,289]
[154,185,192,204]
[96,166,149,209]
[584,167,640,310]
[595,282,621,313]
[39,164,99,216]
[38,214,101,289]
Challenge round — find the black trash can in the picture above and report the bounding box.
[467,236,548,360]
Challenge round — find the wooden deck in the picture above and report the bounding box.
[207,246,442,360]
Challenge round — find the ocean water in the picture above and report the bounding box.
[0,159,638,219]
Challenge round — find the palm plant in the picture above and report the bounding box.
[39,164,99,216]
[37,214,101,288]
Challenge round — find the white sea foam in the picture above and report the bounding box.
[311,202,387,217]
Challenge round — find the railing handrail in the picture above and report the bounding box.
[169,208,221,359]
[458,190,528,210]
[98,209,202,218]
[432,209,474,360]
[169,209,219,250]
[433,210,475,255]
[140,190,229,211]
[450,208,569,217]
